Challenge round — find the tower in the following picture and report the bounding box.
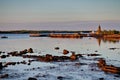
[96,25,102,34]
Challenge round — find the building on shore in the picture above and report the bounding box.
[96,25,102,35]
[89,25,103,37]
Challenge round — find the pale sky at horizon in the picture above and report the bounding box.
[0,0,120,23]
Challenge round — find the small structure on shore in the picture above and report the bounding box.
[96,25,102,35]
[89,25,103,38]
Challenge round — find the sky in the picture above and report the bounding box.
[0,0,120,23]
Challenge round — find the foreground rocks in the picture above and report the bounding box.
[63,49,69,55]
[0,62,3,69]
[23,54,76,62]
[27,48,34,53]
[28,77,37,80]
[7,48,34,57]
[98,59,120,74]
[70,52,77,61]
[0,74,9,78]
[0,49,119,80]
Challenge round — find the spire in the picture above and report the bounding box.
[96,24,102,34]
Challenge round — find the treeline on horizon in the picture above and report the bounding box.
[0,30,120,34]
[0,30,91,34]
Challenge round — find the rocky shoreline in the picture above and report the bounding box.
[0,48,120,80]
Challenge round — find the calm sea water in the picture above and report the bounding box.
[0,34,120,80]
[0,34,120,65]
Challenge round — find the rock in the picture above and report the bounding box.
[98,59,106,67]
[87,54,101,56]
[109,48,119,50]
[27,48,34,53]
[95,50,98,52]
[70,52,77,61]
[0,62,3,69]
[28,77,37,80]
[1,55,7,58]
[4,62,16,66]
[21,60,27,64]
[75,63,81,66]
[20,49,27,55]
[0,74,9,78]
[55,47,60,50]
[45,54,53,62]
[63,49,69,55]
[28,63,31,65]
[57,76,64,80]
[76,54,83,57]
[8,51,18,56]
[99,78,104,80]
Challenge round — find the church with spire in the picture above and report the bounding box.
[96,25,102,34]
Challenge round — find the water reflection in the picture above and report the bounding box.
[96,37,120,46]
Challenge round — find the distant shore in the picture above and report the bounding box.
[0,30,91,34]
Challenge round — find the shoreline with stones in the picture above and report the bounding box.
[0,48,120,80]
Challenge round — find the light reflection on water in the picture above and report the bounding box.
[0,34,120,80]
[0,34,120,65]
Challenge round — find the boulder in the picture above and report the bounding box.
[28,77,37,80]
[20,49,27,55]
[54,47,60,50]
[70,52,77,61]
[0,74,8,78]
[63,49,69,55]
[45,54,53,62]
[57,76,64,80]
[27,48,34,53]
[0,62,3,69]
[1,55,7,58]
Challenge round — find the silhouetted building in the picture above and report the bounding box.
[96,25,102,34]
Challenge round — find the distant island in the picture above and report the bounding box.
[0,25,120,38]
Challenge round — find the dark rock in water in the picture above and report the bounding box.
[0,62,3,69]
[95,50,98,52]
[99,78,104,80]
[0,74,9,78]
[76,54,83,57]
[4,62,16,66]
[1,55,7,58]
[27,48,34,53]
[55,47,60,50]
[98,59,120,74]
[8,51,18,56]
[28,77,37,80]
[20,49,27,54]
[28,63,31,65]
[70,52,77,61]
[114,75,120,77]
[1,36,8,38]
[75,63,81,66]
[87,54,101,56]
[63,49,69,55]
[45,54,53,62]
[17,62,20,64]
[109,48,119,50]
[21,60,27,64]
[57,76,64,80]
